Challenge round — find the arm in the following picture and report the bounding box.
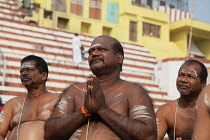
[0,100,14,139]
[156,106,168,140]
[192,85,210,140]
[97,95,156,140]
[88,76,157,140]
[44,85,89,140]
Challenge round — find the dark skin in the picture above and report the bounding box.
[192,84,210,140]
[44,35,157,140]
[156,62,206,140]
[0,60,59,140]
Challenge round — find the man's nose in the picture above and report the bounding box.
[92,49,99,55]
[21,70,28,75]
[181,76,189,82]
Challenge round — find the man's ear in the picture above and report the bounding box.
[42,72,48,81]
[202,80,207,89]
[117,52,124,64]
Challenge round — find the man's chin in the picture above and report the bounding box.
[22,82,32,87]
[180,92,191,96]
[90,64,105,71]
[90,67,104,72]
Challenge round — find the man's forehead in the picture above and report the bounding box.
[179,66,199,76]
[21,61,34,68]
[91,35,115,44]
[90,43,102,48]
[179,67,197,72]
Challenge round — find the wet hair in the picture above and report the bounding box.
[182,59,208,82]
[21,55,48,76]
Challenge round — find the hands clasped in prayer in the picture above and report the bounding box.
[84,75,106,116]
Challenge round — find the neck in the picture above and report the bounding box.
[96,71,121,89]
[179,94,198,108]
[26,85,48,99]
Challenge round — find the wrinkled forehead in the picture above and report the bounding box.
[21,61,34,69]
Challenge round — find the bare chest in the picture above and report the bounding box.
[10,100,55,130]
[167,108,195,139]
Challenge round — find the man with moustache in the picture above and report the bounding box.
[0,55,59,140]
[156,60,208,140]
[44,35,157,140]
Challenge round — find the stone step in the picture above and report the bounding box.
[0,44,156,73]
[0,22,156,61]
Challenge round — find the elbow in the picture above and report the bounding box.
[145,124,157,140]
[136,124,157,140]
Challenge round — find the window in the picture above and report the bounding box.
[103,26,112,36]
[89,0,101,20]
[146,0,152,8]
[143,22,160,38]
[52,0,66,12]
[81,22,91,34]
[57,17,69,30]
[130,21,137,41]
[106,2,119,24]
[170,4,175,8]
[132,0,152,8]
[70,0,83,16]
[44,10,53,19]
[160,1,166,6]
[132,0,141,6]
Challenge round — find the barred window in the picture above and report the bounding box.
[130,21,137,41]
[70,0,84,16]
[89,0,102,20]
[143,22,160,38]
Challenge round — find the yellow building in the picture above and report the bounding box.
[25,0,210,60]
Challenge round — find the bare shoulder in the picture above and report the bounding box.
[200,84,210,96]
[5,95,26,105]
[197,84,210,109]
[156,100,177,115]
[47,92,60,98]
[121,80,148,95]
[2,95,26,111]
[120,80,154,107]
[60,82,86,98]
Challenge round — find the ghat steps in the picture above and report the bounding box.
[0,0,171,109]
